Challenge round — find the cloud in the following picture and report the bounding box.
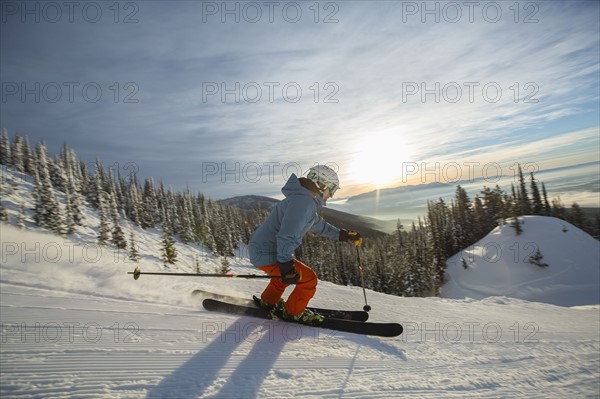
[0,1,598,199]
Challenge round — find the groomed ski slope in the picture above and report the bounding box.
[1,224,599,399]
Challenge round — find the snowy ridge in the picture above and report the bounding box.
[1,168,600,398]
[442,216,600,306]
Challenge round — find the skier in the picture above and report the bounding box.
[248,165,362,325]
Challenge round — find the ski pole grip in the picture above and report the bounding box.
[349,231,363,247]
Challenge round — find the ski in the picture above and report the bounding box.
[251,295,370,322]
[192,290,369,321]
[202,299,403,337]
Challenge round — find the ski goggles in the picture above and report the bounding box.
[315,180,339,198]
[307,170,340,198]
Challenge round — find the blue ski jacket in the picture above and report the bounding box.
[248,174,340,267]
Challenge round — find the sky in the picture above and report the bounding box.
[1,0,599,201]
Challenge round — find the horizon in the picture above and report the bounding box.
[1,130,598,228]
[2,129,597,231]
[1,1,599,200]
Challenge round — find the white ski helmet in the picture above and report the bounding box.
[306,165,340,198]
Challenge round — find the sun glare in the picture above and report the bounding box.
[351,134,411,189]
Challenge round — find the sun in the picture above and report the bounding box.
[351,134,411,189]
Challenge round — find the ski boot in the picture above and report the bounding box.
[253,295,283,311]
[272,303,325,327]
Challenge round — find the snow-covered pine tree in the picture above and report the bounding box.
[20,136,36,177]
[57,145,84,231]
[427,198,454,265]
[510,183,519,216]
[89,159,106,209]
[480,185,506,226]
[111,168,126,216]
[111,220,127,250]
[32,166,42,226]
[17,202,26,229]
[223,206,239,250]
[541,183,551,216]
[67,168,84,225]
[160,227,177,267]
[370,241,390,294]
[517,165,531,215]
[196,195,216,252]
[34,142,64,234]
[5,133,70,190]
[97,192,111,246]
[174,191,194,244]
[530,172,543,215]
[63,181,77,235]
[10,135,25,173]
[451,185,475,251]
[472,195,487,239]
[124,174,142,226]
[141,178,158,229]
[220,256,231,273]
[164,187,179,239]
[49,152,65,192]
[106,191,127,249]
[160,208,177,267]
[383,221,408,296]
[77,161,92,203]
[0,129,10,166]
[511,216,523,235]
[211,203,234,256]
[128,231,140,263]
[401,222,424,296]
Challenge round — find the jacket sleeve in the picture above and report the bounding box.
[275,198,314,263]
[310,214,341,241]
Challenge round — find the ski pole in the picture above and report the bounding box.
[351,234,371,312]
[128,266,281,280]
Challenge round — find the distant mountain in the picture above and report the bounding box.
[219,195,279,211]
[326,182,455,225]
[222,195,389,238]
[346,182,450,202]
[317,207,389,238]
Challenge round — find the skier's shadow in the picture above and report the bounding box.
[146,318,407,399]
[205,321,287,399]
[146,319,285,399]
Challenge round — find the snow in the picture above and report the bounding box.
[1,170,600,398]
[441,216,600,307]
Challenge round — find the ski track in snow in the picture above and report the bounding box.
[2,282,599,399]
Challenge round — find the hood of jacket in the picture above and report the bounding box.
[281,174,326,207]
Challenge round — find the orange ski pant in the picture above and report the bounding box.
[258,259,318,316]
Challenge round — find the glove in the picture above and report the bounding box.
[339,229,363,246]
[278,260,300,284]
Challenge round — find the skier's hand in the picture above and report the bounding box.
[278,260,300,284]
[339,229,363,246]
